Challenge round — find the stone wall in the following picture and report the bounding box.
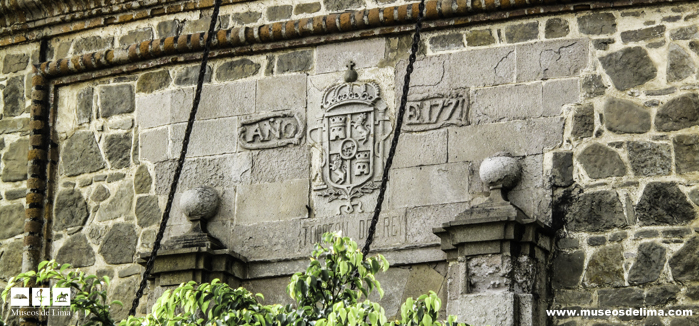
[2,0,699,325]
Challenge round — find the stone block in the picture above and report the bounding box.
[2,138,28,182]
[251,146,309,183]
[470,83,543,124]
[675,134,699,174]
[577,13,617,35]
[448,117,564,162]
[516,39,589,82]
[394,129,447,168]
[276,50,313,74]
[637,182,695,226]
[77,87,93,124]
[109,276,138,321]
[294,2,321,14]
[61,132,106,177]
[2,53,28,73]
[236,179,309,224]
[156,20,180,38]
[582,74,607,98]
[554,290,592,306]
[215,59,260,82]
[104,132,133,169]
[323,0,363,12]
[465,29,496,47]
[56,234,95,268]
[135,195,161,228]
[4,188,25,201]
[99,223,138,264]
[0,204,24,240]
[139,127,168,163]
[388,162,469,209]
[316,39,385,73]
[231,12,261,25]
[557,238,579,249]
[168,117,238,158]
[627,141,671,176]
[406,202,470,245]
[657,93,699,132]
[154,154,251,195]
[450,293,523,326]
[2,76,24,117]
[598,288,644,308]
[100,84,135,118]
[197,81,255,120]
[629,242,667,285]
[671,25,699,40]
[73,36,113,54]
[97,181,134,222]
[119,28,153,46]
[551,151,574,187]
[183,16,225,34]
[54,189,89,230]
[136,91,170,129]
[136,70,171,93]
[621,25,666,43]
[448,46,515,87]
[267,5,292,21]
[668,43,696,82]
[0,117,29,134]
[585,244,625,287]
[505,22,539,43]
[599,47,657,91]
[577,143,626,179]
[565,190,626,232]
[571,103,595,139]
[670,236,699,282]
[543,78,579,116]
[545,18,570,39]
[429,33,465,52]
[174,65,212,86]
[134,165,152,194]
[256,74,306,112]
[604,97,651,134]
[507,155,549,222]
[0,239,22,278]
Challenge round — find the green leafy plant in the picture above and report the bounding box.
[3,233,470,326]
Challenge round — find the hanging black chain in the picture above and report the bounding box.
[128,0,222,316]
[362,0,425,258]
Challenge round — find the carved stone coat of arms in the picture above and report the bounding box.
[311,81,392,214]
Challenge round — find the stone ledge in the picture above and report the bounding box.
[137,247,248,286]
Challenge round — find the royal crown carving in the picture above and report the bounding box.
[321,82,381,110]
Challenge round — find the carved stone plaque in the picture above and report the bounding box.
[310,81,392,214]
[403,93,468,131]
[238,111,304,149]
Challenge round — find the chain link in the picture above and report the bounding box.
[128,0,222,316]
[362,0,426,258]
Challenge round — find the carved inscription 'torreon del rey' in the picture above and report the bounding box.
[310,81,392,214]
[404,94,468,131]
[238,111,304,149]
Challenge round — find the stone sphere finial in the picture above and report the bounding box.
[180,186,220,221]
[479,152,521,190]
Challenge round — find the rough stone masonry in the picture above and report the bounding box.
[3,0,699,325]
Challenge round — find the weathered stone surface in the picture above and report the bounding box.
[637,182,696,226]
[4,188,25,201]
[545,18,570,38]
[670,236,699,282]
[627,141,671,176]
[577,143,626,179]
[276,50,313,73]
[588,236,607,246]
[594,38,615,51]
[73,36,113,54]
[0,240,22,278]
[544,78,580,116]
[555,290,592,306]
[0,117,30,134]
[99,223,138,264]
[135,196,161,228]
[636,230,659,239]
[516,39,589,82]
[91,184,110,203]
[598,288,644,307]
[676,134,699,174]
[134,165,152,194]
[236,179,308,224]
[256,74,305,112]
[251,146,309,183]
[0,204,24,239]
[2,53,28,73]
[394,129,447,169]
[174,65,212,86]
[216,59,260,81]
[470,83,543,124]
[578,13,617,35]
[107,118,134,130]
[109,276,138,321]
[429,33,464,51]
[629,242,667,285]
[54,189,89,230]
[323,0,362,11]
[2,138,28,182]
[100,85,135,118]
[77,87,93,124]
[668,43,696,82]
[656,93,699,132]
[687,286,699,300]
[505,22,539,43]
[156,20,180,38]
[119,28,153,46]
[3,76,24,117]
[621,25,666,43]
[571,103,595,139]
[107,172,126,183]
[552,251,584,289]
[389,163,469,209]
[647,87,678,97]
[610,232,627,242]
[97,181,134,221]
[557,238,579,249]
[603,98,651,134]
[551,151,574,187]
[118,265,143,278]
[599,47,657,91]
[104,132,132,169]
[154,154,252,194]
[136,70,171,93]
[585,244,625,287]
[182,16,226,34]
[671,25,698,40]
[294,2,321,14]
[646,285,680,306]
[465,29,495,46]
[566,190,626,232]
[231,12,261,25]
[56,234,96,268]
[139,128,168,163]
[267,5,292,21]
[317,38,385,73]
[169,118,238,157]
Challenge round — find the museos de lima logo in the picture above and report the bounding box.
[9,287,72,315]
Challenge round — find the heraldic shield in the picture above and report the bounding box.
[311,81,391,214]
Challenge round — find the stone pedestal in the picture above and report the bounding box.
[433,153,553,326]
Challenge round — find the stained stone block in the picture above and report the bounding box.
[100,85,135,118]
[646,285,680,306]
[0,117,30,134]
[251,146,309,184]
[554,290,592,306]
[267,5,292,21]
[197,81,255,119]
[577,13,617,35]
[316,39,385,73]
[0,204,24,239]
[2,53,28,73]
[231,12,261,25]
[257,74,306,112]
[91,184,110,203]
[465,29,495,47]
[565,190,626,232]
[388,162,469,209]
[139,127,168,163]
[627,141,671,176]
[235,179,309,224]
[429,33,465,52]
[136,91,170,129]
[99,223,138,264]
[577,143,626,179]
[3,76,24,117]
[0,240,23,278]
[109,276,138,321]
[670,236,699,282]
[598,288,644,308]
[505,22,539,43]
[668,43,696,82]
[154,154,252,195]
[571,103,594,139]
[134,165,152,194]
[77,87,93,124]
[516,39,589,82]
[656,93,699,132]
[136,70,171,93]
[323,0,363,12]
[276,50,313,74]
[449,117,563,162]
[169,117,238,158]
[448,46,515,87]
[674,134,699,174]
[4,188,25,201]
[2,138,29,182]
[637,182,695,226]
[545,18,570,39]
[585,244,625,287]
[603,98,651,134]
[156,20,180,38]
[119,28,153,46]
[56,234,96,268]
[97,181,134,222]
[182,16,227,34]
[136,196,162,228]
[671,26,699,40]
[621,26,666,43]
[629,242,667,285]
[552,152,574,187]
[551,251,584,289]
[294,2,321,14]
[394,129,447,169]
[406,202,471,245]
[73,36,113,54]
[104,132,133,169]
[470,83,543,124]
[216,59,261,82]
[54,189,89,230]
[543,79,579,116]
[174,65,212,86]
[599,47,657,91]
